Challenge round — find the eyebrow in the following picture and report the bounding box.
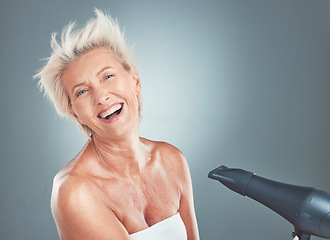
[71,82,87,95]
[96,66,114,76]
[71,66,114,95]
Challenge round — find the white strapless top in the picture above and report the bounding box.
[129,213,187,240]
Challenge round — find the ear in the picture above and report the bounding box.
[130,65,141,96]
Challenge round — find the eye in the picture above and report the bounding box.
[77,89,87,97]
[105,74,114,80]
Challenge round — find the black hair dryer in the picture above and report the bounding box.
[208,166,330,240]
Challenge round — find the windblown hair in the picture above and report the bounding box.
[35,9,137,138]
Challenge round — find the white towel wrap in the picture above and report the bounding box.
[129,213,187,240]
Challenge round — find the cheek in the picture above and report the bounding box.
[111,79,138,103]
[126,87,139,107]
[72,102,91,123]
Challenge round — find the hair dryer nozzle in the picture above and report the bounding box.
[208,165,254,196]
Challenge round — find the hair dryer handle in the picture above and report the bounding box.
[294,228,311,240]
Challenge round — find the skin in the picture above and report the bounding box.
[51,47,200,240]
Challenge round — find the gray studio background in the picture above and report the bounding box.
[1,0,330,239]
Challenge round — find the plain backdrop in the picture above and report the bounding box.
[1,0,330,239]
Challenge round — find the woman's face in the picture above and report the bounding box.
[61,47,141,139]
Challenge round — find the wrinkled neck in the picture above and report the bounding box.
[91,131,149,177]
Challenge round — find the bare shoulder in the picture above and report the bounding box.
[51,166,98,226]
[141,138,188,167]
[50,142,129,239]
[51,142,92,213]
[51,172,129,239]
[141,138,190,183]
[52,170,93,206]
[51,140,105,219]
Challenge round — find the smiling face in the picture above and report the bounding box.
[61,47,141,139]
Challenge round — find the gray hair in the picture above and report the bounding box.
[35,9,137,138]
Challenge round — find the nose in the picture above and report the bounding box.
[95,88,110,105]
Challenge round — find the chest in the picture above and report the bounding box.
[99,172,181,234]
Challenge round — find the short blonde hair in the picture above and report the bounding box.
[35,9,137,138]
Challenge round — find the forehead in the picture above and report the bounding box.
[61,47,123,91]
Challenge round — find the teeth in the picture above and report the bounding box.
[100,104,122,119]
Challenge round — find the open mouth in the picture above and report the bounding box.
[97,103,123,120]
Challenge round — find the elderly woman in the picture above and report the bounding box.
[35,9,199,240]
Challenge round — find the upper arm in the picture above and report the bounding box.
[51,177,129,240]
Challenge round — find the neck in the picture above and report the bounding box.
[91,129,148,177]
